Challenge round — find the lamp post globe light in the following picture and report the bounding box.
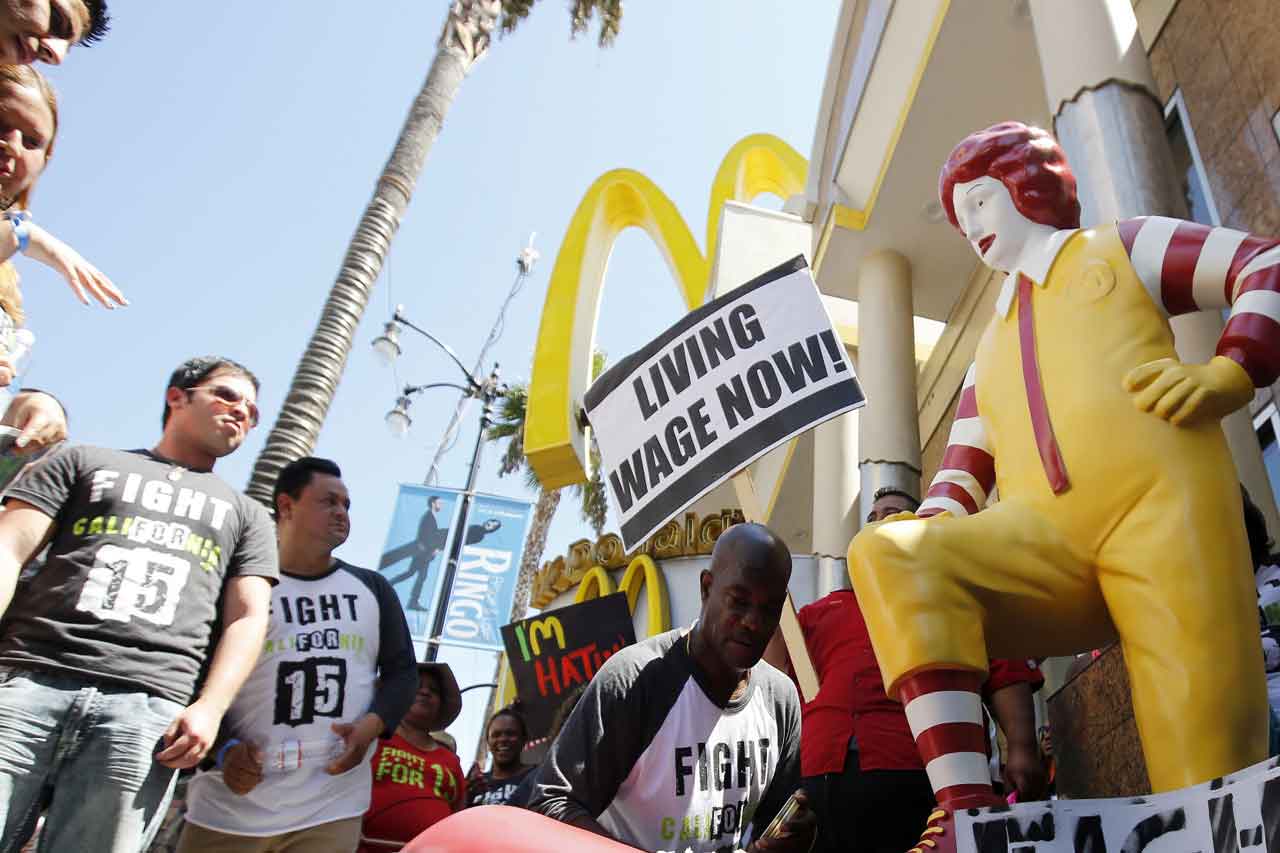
[372,310,507,663]
[385,395,413,437]
[372,317,403,367]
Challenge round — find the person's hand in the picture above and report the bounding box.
[1002,739,1049,802]
[1,390,67,453]
[466,761,489,796]
[156,699,224,769]
[326,713,384,775]
[23,223,127,309]
[750,790,817,852]
[222,741,265,795]
[881,510,921,524]
[1123,356,1253,426]
[0,356,13,388]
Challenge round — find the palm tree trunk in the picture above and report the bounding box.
[245,0,501,504]
[508,486,561,622]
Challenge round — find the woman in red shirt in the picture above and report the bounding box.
[360,663,465,851]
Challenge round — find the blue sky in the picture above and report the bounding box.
[30,1,839,762]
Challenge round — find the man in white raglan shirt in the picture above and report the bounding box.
[179,457,418,853]
[527,522,817,853]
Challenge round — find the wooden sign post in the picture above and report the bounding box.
[731,459,818,702]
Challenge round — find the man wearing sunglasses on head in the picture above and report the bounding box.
[0,355,278,852]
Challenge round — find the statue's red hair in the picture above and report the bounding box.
[939,122,1081,232]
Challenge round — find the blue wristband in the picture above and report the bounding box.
[214,738,242,769]
[4,211,30,253]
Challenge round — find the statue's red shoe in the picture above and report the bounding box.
[907,794,1005,853]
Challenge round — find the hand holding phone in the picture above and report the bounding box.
[753,789,815,851]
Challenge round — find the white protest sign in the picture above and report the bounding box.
[954,753,1280,853]
[585,256,864,550]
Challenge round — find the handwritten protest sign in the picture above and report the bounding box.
[585,256,864,550]
[500,592,637,743]
[954,753,1280,853]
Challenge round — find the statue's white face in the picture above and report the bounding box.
[951,176,1036,274]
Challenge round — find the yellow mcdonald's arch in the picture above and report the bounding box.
[705,133,808,268]
[618,555,670,637]
[525,134,808,489]
[573,565,616,603]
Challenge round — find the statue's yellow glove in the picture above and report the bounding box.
[1123,355,1253,426]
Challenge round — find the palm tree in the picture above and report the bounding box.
[487,351,608,622]
[245,0,623,504]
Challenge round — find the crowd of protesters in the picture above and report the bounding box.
[1,5,1273,853]
[0,11,1050,847]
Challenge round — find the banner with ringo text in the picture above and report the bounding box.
[436,493,534,652]
[377,484,465,642]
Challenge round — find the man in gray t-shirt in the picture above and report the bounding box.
[0,356,279,853]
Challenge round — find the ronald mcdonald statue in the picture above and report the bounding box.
[849,121,1280,851]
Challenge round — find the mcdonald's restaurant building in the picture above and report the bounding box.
[505,0,1280,765]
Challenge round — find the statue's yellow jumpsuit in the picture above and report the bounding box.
[850,218,1278,791]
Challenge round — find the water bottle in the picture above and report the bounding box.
[261,737,346,774]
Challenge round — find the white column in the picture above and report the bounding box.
[812,405,859,595]
[856,250,922,525]
[1031,0,1280,534]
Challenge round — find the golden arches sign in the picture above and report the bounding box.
[571,556,670,639]
[524,134,808,490]
[572,565,616,603]
[618,555,670,638]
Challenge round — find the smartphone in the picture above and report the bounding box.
[758,792,802,840]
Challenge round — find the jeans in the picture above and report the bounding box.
[0,665,183,853]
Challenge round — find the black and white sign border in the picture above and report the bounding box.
[585,255,864,550]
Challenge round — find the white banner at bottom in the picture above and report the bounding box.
[957,754,1280,852]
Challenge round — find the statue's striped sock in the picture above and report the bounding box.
[898,669,997,808]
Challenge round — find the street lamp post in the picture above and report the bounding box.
[423,364,501,662]
[374,310,506,662]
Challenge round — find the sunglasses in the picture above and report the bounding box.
[186,384,259,427]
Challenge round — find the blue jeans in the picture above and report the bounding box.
[0,666,183,853]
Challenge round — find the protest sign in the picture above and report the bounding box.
[500,592,637,743]
[954,753,1280,853]
[585,255,864,550]
[377,484,464,642]
[436,493,535,652]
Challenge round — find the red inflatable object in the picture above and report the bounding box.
[402,806,642,852]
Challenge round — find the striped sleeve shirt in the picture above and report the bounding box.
[920,363,994,519]
[1117,216,1280,387]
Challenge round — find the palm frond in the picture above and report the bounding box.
[500,0,622,48]
[572,440,608,535]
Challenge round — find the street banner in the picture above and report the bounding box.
[500,593,637,744]
[954,753,1280,853]
[377,484,464,642]
[436,493,535,652]
[585,255,864,550]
